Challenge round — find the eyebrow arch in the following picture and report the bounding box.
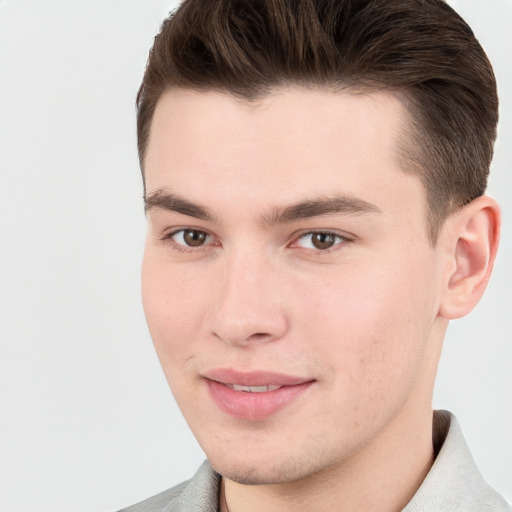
[144,190,215,221]
[144,190,381,225]
[263,195,382,225]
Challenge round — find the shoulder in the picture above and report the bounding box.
[117,461,220,512]
[404,411,511,512]
[117,481,189,512]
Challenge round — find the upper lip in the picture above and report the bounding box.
[203,368,313,387]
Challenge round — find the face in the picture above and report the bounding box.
[141,88,448,485]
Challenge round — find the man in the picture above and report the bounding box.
[120,0,510,510]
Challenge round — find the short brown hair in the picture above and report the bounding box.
[136,0,498,242]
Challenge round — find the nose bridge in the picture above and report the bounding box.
[207,245,288,346]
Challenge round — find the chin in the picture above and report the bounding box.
[206,445,331,485]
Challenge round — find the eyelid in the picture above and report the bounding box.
[158,227,353,254]
[161,227,218,251]
[289,229,353,253]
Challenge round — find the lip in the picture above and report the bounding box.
[203,369,314,420]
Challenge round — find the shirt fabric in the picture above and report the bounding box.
[118,411,511,512]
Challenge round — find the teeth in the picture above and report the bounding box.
[227,384,282,393]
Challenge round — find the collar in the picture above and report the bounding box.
[141,410,510,511]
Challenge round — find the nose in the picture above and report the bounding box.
[205,250,289,347]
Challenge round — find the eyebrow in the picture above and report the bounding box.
[145,190,215,221]
[144,190,381,224]
[263,195,382,225]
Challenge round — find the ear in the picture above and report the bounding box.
[439,195,500,320]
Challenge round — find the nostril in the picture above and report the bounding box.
[248,332,272,342]
[208,304,289,346]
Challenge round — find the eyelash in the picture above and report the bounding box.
[161,229,216,253]
[292,231,349,254]
[161,228,352,255]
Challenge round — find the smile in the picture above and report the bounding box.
[203,369,314,420]
[226,384,283,393]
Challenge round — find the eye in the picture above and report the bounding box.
[169,229,212,247]
[295,232,346,251]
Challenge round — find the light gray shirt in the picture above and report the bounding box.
[118,411,511,511]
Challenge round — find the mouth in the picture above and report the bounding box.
[225,384,283,392]
[203,369,314,420]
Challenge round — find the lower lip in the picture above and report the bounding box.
[206,380,313,420]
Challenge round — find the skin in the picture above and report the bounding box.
[141,88,499,511]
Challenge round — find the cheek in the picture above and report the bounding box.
[294,255,438,392]
[141,250,207,371]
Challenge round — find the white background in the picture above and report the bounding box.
[0,1,510,511]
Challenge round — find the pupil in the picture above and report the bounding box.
[312,233,335,250]
[184,230,206,246]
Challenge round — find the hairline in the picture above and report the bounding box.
[140,83,452,246]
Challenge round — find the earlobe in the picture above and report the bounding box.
[439,195,500,320]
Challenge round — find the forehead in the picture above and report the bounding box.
[144,87,424,222]
[147,87,407,162]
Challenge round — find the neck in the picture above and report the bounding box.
[221,407,435,512]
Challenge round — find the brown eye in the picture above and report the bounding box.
[295,232,344,251]
[182,230,208,246]
[170,229,211,248]
[311,232,337,249]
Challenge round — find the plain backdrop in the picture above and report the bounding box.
[0,1,510,511]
